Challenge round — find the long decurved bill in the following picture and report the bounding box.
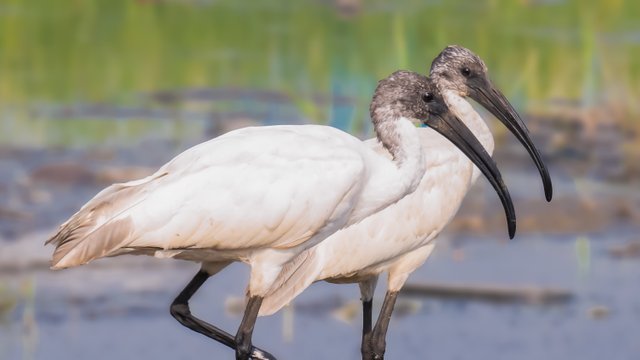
[425,112,516,239]
[469,80,553,202]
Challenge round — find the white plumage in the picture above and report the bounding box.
[46,57,547,359]
[259,90,493,315]
[259,46,552,360]
[47,121,426,295]
[46,70,464,360]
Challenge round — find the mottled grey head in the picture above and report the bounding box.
[370,70,518,239]
[369,70,443,127]
[430,45,489,95]
[430,45,554,202]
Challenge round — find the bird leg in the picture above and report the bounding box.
[361,291,399,360]
[358,276,378,356]
[235,296,263,360]
[170,270,276,360]
[361,298,373,355]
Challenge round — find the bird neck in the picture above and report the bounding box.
[368,116,425,208]
[373,114,421,161]
[442,90,495,155]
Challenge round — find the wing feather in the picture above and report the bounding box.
[47,125,368,268]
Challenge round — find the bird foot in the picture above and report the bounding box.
[361,335,385,360]
[362,351,384,360]
[250,347,277,360]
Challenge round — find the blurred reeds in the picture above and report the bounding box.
[0,283,17,321]
[0,0,638,146]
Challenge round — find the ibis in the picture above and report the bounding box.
[46,70,496,360]
[258,46,552,360]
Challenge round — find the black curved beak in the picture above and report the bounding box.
[424,112,516,239]
[469,79,553,202]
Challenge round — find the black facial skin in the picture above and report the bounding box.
[370,70,516,239]
[430,45,553,202]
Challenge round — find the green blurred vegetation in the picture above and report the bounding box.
[0,0,638,146]
[0,283,17,321]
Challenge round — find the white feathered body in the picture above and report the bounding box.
[319,132,475,281]
[47,121,425,296]
[260,92,494,315]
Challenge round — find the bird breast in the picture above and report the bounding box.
[316,129,476,280]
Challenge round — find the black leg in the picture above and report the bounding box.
[170,270,276,360]
[235,296,263,360]
[362,291,399,360]
[361,298,373,355]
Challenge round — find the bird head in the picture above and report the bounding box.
[430,45,553,202]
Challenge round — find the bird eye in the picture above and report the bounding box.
[461,67,472,77]
[421,92,434,102]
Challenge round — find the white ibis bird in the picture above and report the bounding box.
[45,71,498,360]
[258,46,553,360]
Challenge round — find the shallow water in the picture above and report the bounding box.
[1,132,639,359]
[1,225,639,360]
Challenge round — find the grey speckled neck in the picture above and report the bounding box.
[369,70,431,159]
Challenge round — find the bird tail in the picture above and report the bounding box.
[46,172,166,269]
[259,249,323,316]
